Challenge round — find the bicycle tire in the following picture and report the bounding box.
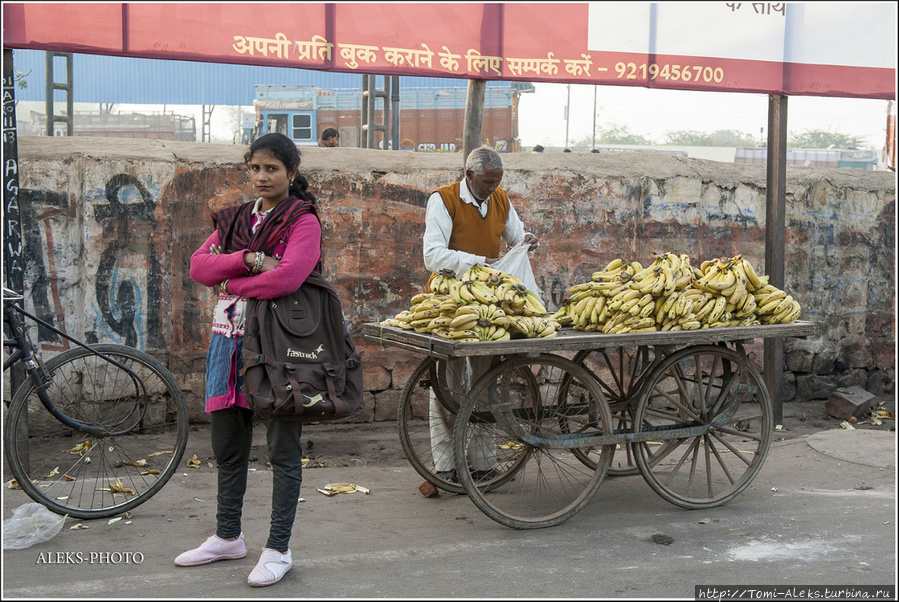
[5,344,188,519]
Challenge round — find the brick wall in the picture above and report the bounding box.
[12,137,895,423]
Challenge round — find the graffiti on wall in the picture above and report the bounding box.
[91,174,164,349]
[19,173,165,352]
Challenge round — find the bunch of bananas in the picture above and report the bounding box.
[506,315,560,338]
[444,303,511,342]
[629,252,695,297]
[380,291,460,333]
[753,284,802,324]
[381,264,557,341]
[553,258,643,331]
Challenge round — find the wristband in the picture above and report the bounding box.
[220,279,229,294]
[252,251,265,274]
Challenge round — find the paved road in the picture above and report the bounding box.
[2,423,895,599]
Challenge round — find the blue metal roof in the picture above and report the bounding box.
[10,49,520,105]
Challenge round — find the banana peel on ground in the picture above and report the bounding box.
[317,483,370,496]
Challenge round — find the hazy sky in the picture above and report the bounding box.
[518,82,895,149]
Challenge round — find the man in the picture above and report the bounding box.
[318,128,339,147]
[421,146,538,484]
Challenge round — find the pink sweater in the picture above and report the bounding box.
[190,212,322,300]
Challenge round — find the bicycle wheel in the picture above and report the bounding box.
[632,345,772,509]
[454,354,614,529]
[5,344,188,519]
[398,356,531,494]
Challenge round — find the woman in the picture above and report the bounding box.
[175,133,321,588]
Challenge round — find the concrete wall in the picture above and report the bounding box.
[11,137,895,423]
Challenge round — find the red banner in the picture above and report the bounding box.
[2,2,894,99]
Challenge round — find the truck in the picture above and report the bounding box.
[252,84,524,153]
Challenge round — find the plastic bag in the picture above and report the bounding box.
[492,242,542,301]
[3,503,66,550]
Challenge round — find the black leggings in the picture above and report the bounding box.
[210,406,303,553]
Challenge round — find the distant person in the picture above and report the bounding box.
[533,145,544,153]
[318,128,339,147]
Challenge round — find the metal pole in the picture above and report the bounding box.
[462,79,486,166]
[382,75,390,150]
[592,86,597,149]
[44,52,53,136]
[565,84,571,149]
[764,94,788,427]
[360,74,369,148]
[391,75,400,151]
[366,76,377,149]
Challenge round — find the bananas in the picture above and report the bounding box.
[384,253,803,341]
[381,263,550,341]
[561,252,802,333]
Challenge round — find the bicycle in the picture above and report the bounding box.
[3,287,189,519]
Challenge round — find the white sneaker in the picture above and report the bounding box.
[247,548,292,587]
[174,533,247,567]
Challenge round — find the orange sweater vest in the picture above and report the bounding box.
[435,181,510,258]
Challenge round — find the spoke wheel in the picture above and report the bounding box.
[5,345,188,519]
[632,345,772,509]
[398,357,530,494]
[398,357,466,494]
[454,354,613,530]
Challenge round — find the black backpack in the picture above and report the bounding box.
[240,271,364,422]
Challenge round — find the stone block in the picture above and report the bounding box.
[825,385,876,420]
[796,374,837,401]
[362,365,391,392]
[785,349,814,373]
[373,388,402,422]
[391,360,423,390]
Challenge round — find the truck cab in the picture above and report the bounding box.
[252,85,319,146]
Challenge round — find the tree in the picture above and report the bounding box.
[788,129,865,149]
[594,124,654,145]
[663,129,756,146]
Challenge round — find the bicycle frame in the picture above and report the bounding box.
[2,289,150,437]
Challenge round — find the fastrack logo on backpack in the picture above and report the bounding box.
[303,393,325,407]
[286,344,325,359]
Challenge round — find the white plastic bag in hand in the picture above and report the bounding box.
[491,242,542,302]
[2,503,66,550]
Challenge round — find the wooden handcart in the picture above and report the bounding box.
[363,321,818,530]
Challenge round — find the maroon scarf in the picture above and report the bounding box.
[212,197,321,269]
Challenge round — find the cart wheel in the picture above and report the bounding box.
[454,354,614,529]
[632,345,772,509]
[397,356,530,495]
[398,357,465,494]
[573,345,668,475]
